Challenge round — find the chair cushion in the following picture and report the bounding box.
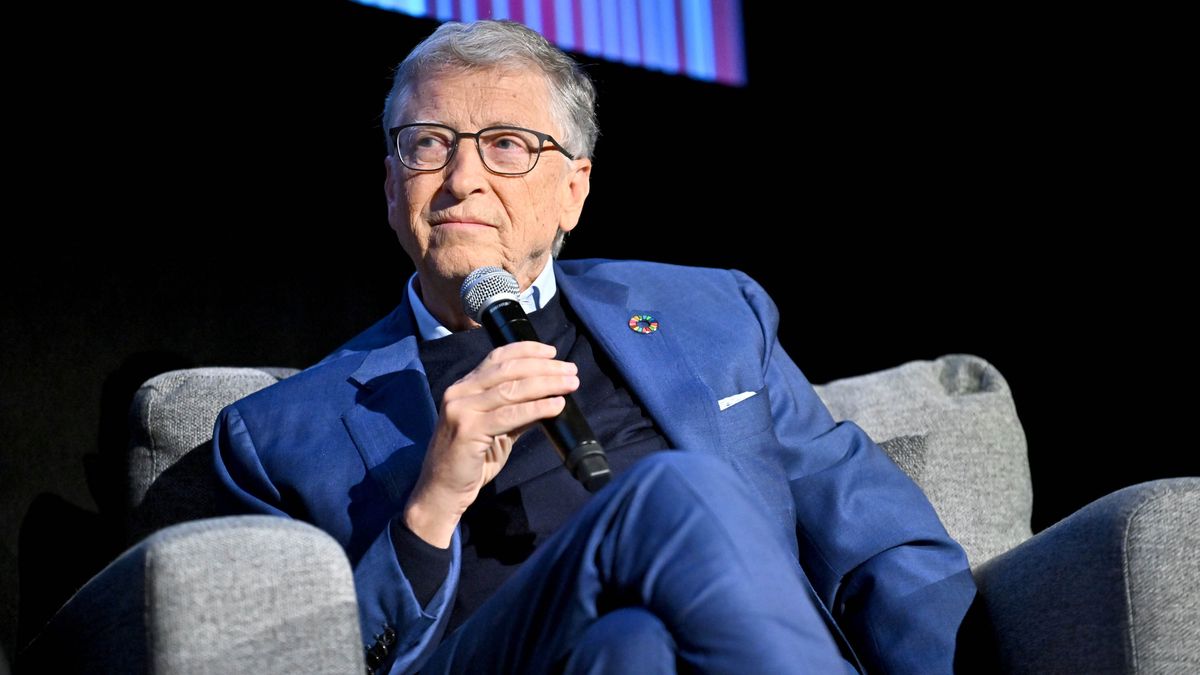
[813,353,1032,566]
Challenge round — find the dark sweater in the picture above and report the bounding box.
[393,288,671,636]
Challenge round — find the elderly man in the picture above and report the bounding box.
[212,19,976,675]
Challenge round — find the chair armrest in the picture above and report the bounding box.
[18,516,364,674]
[973,478,1199,673]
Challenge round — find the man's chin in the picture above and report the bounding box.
[425,255,506,285]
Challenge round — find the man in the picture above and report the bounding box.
[212,19,977,674]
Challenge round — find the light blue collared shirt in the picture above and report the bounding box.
[406,261,558,341]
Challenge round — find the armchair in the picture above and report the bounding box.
[17,354,1198,673]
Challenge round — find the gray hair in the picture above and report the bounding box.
[382,20,600,258]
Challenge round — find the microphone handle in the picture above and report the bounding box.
[480,300,612,493]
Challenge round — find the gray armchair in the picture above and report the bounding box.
[17,354,1199,673]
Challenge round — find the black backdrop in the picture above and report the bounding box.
[2,1,1193,661]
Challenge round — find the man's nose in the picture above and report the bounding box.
[441,138,490,197]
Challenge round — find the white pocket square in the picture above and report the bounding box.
[717,390,757,411]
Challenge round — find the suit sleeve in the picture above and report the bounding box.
[730,268,977,675]
[211,403,460,675]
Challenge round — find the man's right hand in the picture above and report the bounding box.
[402,341,580,548]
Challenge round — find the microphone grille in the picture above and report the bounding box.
[461,266,520,322]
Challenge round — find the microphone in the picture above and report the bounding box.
[460,266,612,493]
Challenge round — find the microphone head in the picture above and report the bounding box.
[461,266,520,322]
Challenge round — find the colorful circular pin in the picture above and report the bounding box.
[628,313,658,334]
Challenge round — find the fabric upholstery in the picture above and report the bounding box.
[126,367,297,545]
[813,353,1034,566]
[19,515,363,674]
[1126,479,1199,672]
[973,478,1199,673]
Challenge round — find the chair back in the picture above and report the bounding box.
[814,353,1034,567]
[126,367,298,545]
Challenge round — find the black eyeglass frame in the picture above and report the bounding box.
[388,123,576,175]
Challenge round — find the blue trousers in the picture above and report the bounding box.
[420,451,857,674]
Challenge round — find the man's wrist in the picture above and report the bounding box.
[402,491,461,549]
[390,516,454,607]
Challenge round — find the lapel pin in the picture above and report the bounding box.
[628,313,658,334]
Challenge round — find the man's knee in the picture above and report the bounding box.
[622,450,755,505]
[627,449,737,485]
[611,449,791,556]
[561,607,676,675]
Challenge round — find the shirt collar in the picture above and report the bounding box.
[407,260,558,341]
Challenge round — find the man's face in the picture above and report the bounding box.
[385,67,592,290]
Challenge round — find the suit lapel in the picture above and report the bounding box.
[341,299,438,511]
[554,262,719,458]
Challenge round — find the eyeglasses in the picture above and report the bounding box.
[389,123,575,176]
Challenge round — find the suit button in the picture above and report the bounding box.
[366,650,381,669]
[382,626,397,647]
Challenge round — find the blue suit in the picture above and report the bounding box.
[212,258,976,673]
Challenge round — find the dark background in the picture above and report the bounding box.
[2,2,1192,664]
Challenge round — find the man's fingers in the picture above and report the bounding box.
[447,370,578,413]
[487,433,515,460]
[484,341,558,360]
[440,373,574,441]
[480,395,568,438]
[448,351,577,398]
[479,355,577,389]
[493,373,579,404]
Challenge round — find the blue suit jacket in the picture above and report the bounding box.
[212,258,977,674]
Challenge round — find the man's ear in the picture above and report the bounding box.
[558,157,592,232]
